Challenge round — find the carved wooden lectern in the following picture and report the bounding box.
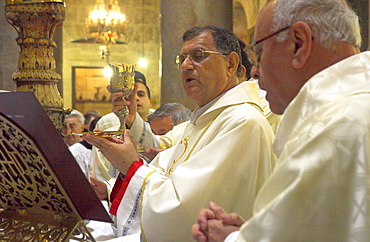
[0,92,112,241]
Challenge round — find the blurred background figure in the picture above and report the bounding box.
[133,70,154,121]
[142,102,191,160]
[238,39,252,82]
[88,116,102,131]
[64,109,92,178]
[148,102,191,135]
[84,109,101,132]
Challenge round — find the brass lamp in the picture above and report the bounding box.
[86,0,128,61]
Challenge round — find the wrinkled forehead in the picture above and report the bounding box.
[254,1,275,41]
[181,31,215,53]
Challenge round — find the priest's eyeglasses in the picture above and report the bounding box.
[174,49,228,69]
[245,26,291,66]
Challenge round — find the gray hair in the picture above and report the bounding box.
[148,103,191,126]
[172,108,192,125]
[66,109,85,125]
[272,0,361,49]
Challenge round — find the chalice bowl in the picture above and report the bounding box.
[110,63,136,136]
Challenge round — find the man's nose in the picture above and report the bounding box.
[181,56,195,71]
[250,65,260,80]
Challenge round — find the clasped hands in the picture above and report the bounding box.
[192,202,245,242]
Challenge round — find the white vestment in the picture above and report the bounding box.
[68,142,91,179]
[115,81,276,241]
[90,112,120,181]
[233,52,370,241]
[90,112,155,181]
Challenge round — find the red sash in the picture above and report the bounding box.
[109,159,143,216]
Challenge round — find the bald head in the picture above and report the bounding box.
[251,0,361,114]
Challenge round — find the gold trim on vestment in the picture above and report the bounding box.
[168,101,262,175]
[168,136,190,174]
[140,170,157,242]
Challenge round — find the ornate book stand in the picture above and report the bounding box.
[0,92,112,241]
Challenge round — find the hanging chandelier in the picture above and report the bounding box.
[85,0,127,46]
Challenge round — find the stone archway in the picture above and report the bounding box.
[233,0,267,45]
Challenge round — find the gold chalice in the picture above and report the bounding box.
[72,63,135,139]
[109,63,136,135]
[72,63,145,154]
[109,63,145,151]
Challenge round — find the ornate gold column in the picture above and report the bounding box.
[4,0,67,132]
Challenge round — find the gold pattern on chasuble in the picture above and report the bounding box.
[165,102,262,176]
[168,136,190,175]
[159,136,173,150]
[0,116,92,241]
[167,114,219,175]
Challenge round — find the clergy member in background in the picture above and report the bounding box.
[64,109,91,178]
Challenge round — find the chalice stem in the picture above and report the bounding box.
[116,104,129,132]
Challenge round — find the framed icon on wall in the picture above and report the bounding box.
[72,66,112,116]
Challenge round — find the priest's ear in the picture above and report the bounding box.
[291,21,313,69]
[226,52,239,77]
